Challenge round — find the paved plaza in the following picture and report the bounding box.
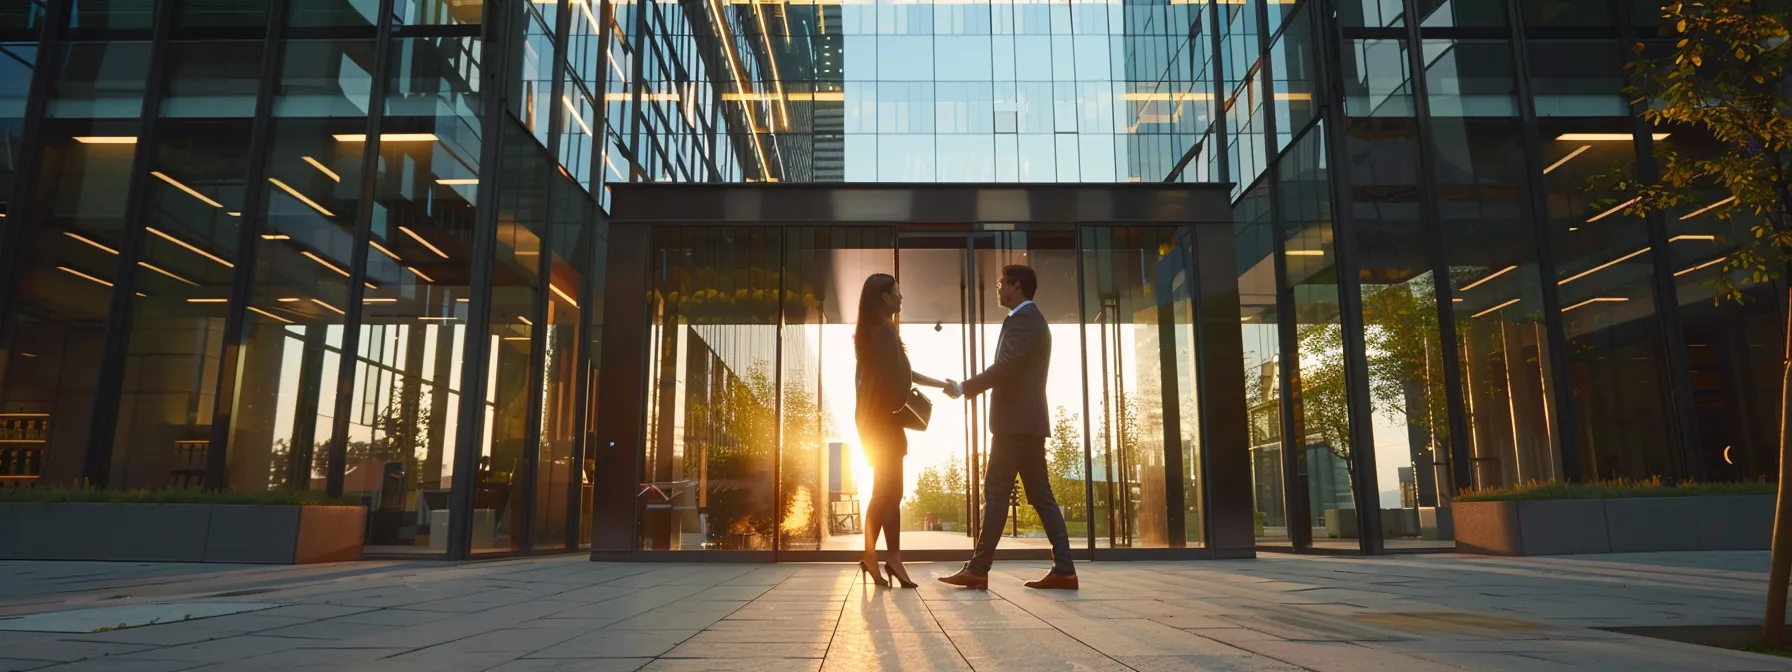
[0,552,1788,671]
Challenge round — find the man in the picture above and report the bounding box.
[939,264,1078,591]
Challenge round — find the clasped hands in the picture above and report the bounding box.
[943,380,963,399]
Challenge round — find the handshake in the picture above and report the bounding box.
[942,380,963,399]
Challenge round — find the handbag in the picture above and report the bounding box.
[894,387,932,431]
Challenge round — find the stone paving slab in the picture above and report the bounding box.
[2,552,1791,671]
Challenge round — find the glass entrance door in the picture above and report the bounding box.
[631,222,1204,556]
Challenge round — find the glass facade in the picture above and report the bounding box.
[0,0,1780,558]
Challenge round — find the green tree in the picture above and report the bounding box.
[1610,0,1792,646]
[1047,406,1085,522]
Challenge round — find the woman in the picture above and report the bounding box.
[855,273,948,588]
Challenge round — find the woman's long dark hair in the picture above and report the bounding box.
[854,273,898,359]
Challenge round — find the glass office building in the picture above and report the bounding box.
[0,0,1778,558]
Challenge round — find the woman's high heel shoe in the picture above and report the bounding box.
[859,560,891,588]
[884,562,918,588]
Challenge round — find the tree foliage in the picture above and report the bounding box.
[1616,0,1792,297]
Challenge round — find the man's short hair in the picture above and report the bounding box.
[1002,264,1038,300]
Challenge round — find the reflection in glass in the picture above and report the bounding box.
[350,36,484,554]
[1081,227,1196,549]
[778,227,894,551]
[110,41,264,489]
[1235,182,1286,541]
[1539,119,1677,480]
[1279,128,1358,547]
[642,227,781,551]
[472,118,550,553]
[226,39,376,497]
[0,41,150,487]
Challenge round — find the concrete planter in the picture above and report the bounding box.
[0,502,366,564]
[1454,495,1772,556]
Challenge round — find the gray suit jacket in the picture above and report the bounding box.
[962,302,1051,437]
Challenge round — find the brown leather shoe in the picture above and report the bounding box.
[1024,571,1079,590]
[936,567,989,590]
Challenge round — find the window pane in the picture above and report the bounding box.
[471,118,550,554]
[354,36,485,554]
[0,41,149,487]
[641,226,781,551]
[226,38,376,496]
[1236,181,1286,542]
[109,41,264,489]
[1279,127,1359,549]
[1431,117,1562,491]
[1538,119,1678,479]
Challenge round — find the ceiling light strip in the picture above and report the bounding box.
[1562,297,1629,312]
[58,266,113,287]
[302,251,350,277]
[138,261,199,286]
[1586,197,1640,223]
[247,306,295,324]
[370,239,402,261]
[64,231,119,255]
[399,226,450,259]
[1542,145,1590,175]
[1674,258,1726,277]
[1559,247,1651,286]
[146,227,235,268]
[1679,195,1736,221]
[1459,265,1517,292]
[151,171,224,208]
[1471,298,1521,319]
[302,156,342,182]
[268,178,336,217]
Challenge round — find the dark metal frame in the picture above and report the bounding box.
[83,0,179,485]
[594,182,1254,562]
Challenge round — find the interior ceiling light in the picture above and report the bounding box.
[436,178,479,185]
[262,233,292,240]
[1670,234,1716,242]
[58,266,113,287]
[277,297,303,302]
[268,178,336,217]
[1471,298,1521,319]
[1556,133,1669,141]
[138,261,199,286]
[1285,249,1324,256]
[562,96,595,136]
[370,239,402,261]
[64,231,119,255]
[364,297,398,303]
[151,171,224,208]
[302,156,341,182]
[1563,297,1629,312]
[147,227,234,268]
[302,251,350,277]
[186,298,229,303]
[333,133,439,142]
[1675,258,1725,277]
[550,283,579,308]
[407,266,436,283]
[73,136,137,144]
[1560,247,1651,286]
[311,298,345,315]
[1459,265,1517,292]
[1679,195,1736,220]
[1543,145,1591,174]
[400,226,450,259]
[247,306,294,324]
[1585,197,1640,223]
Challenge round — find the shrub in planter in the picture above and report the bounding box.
[1453,478,1774,556]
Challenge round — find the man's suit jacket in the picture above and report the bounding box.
[962,302,1051,437]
